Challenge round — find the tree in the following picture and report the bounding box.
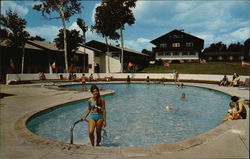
[94,0,137,72]
[76,18,88,72]
[33,0,82,73]
[203,42,227,52]
[228,42,244,52]
[244,38,250,61]
[0,10,30,73]
[29,35,45,41]
[54,29,83,70]
[142,49,154,60]
[76,18,88,43]
[92,4,120,73]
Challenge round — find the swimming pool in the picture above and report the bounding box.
[27,84,231,147]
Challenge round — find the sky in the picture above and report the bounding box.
[1,0,249,52]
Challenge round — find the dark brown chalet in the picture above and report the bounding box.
[203,51,245,61]
[151,29,204,63]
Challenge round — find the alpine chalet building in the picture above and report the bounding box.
[151,29,204,63]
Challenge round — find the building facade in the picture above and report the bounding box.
[85,40,150,73]
[151,29,204,63]
[203,51,245,62]
[0,40,87,82]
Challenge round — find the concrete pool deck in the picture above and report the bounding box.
[0,82,249,159]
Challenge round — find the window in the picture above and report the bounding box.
[159,43,167,48]
[172,43,180,47]
[218,56,223,60]
[186,42,193,47]
[165,53,171,56]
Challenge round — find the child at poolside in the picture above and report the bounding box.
[81,73,87,91]
[222,102,241,121]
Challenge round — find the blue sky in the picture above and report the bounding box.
[1,0,249,52]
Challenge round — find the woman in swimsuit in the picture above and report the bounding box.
[231,96,247,119]
[81,84,106,146]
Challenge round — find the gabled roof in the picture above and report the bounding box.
[78,44,103,53]
[151,29,204,45]
[86,40,149,56]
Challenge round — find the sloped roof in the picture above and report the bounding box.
[151,29,204,45]
[86,40,149,56]
[0,39,84,54]
[0,40,44,51]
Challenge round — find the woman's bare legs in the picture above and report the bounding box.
[96,120,103,146]
[88,119,96,146]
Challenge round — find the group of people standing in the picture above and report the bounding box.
[219,73,240,87]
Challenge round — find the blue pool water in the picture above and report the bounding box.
[27,84,231,147]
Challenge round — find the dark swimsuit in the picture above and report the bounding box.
[235,102,247,119]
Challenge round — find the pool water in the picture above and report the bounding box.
[27,84,231,147]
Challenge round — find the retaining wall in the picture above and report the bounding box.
[6,73,249,85]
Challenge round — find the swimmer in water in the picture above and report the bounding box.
[165,105,192,114]
[180,93,186,100]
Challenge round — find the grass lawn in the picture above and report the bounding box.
[139,62,249,75]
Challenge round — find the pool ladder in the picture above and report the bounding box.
[70,119,88,144]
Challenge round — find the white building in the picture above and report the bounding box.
[80,40,149,73]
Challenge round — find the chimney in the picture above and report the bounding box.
[179,29,184,32]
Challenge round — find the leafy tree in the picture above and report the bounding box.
[94,0,137,72]
[76,18,88,72]
[76,18,88,43]
[33,0,82,73]
[142,49,154,60]
[203,42,227,52]
[228,42,244,52]
[244,38,250,61]
[0,29,9,41]
[0,10,30,73]
[29,35,45,41]
[92,4,120,73]
[54,29,83,68]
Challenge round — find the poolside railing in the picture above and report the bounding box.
[70,119,88,144]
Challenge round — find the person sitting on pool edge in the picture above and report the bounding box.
[80,84,106,146]
[222,102,241,122]
[231,96,247,119]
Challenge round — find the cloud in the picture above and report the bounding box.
[230,27,249,42]
[1,1,29,16]
[124,38,154,52]
[69,22,81,31]
[91,2,101,24]
[26,25,61,42]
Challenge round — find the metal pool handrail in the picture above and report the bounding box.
[70,119,88,144]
